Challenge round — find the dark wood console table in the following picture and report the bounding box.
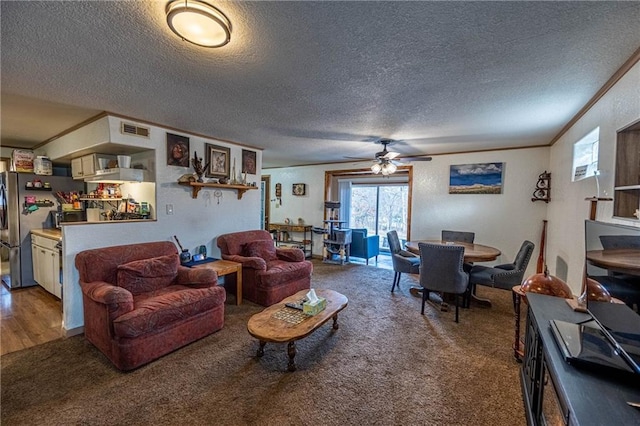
[522,293,640,425]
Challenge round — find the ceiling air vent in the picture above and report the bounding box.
[121,122,150,138]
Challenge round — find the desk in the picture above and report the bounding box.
[405,240,501,262]
[586,249,640,277]
[522,293,640,425]
[192,259,243,305]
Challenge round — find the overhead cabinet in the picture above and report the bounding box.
[71,154,98,179]
[71,154,116,180]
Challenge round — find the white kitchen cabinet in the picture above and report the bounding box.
[71,154,98,180]
[71,157,83,179]
[31,234,61,298]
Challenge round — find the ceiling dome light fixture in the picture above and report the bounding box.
[166,0,231,48]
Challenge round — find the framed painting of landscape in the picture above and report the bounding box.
[449,163,503,194]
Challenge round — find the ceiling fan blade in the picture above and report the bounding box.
[344,156,375,161]
[396,155,432,162]
[383,151,401,160]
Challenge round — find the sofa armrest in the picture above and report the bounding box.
[276,247,305,262]
[80,281,134,318]
[176,266,218,288]
[221,254,267,270]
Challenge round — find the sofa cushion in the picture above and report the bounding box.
[117,254,179,295]
[258,259,312,287]
[112,285,225,338]
[244,240,277,261]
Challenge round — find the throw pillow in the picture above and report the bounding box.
[117,254,179,295]
[244,240,277,261]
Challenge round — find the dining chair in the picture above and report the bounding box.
[418,242,470,322]
[441,230,475,243]
[442,230,475,272]
[468,240,535,306]
[387,230,420,292]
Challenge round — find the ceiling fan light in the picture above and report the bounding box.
[166,0,231,47]
[387,162,397,173]
[371,163,382,174]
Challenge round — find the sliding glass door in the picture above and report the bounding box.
[349,183,409,251]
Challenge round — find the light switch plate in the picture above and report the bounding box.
[166,204,174,215]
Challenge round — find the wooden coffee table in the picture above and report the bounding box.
[192,259,243,305]
[247,289,348,371]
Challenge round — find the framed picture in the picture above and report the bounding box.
[205,144,230,178]
[167,133,190,167]
[292,183,306,196]
[449,162,504,194]
[242,149,257,174]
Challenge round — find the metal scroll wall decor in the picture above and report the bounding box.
[531,171,551,203]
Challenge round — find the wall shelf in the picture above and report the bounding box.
[24,186,52,191]
[585,197,613,220]
[178,181,258,200]
[24,201,55,207]
[613,124,640,218]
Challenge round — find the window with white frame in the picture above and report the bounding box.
[572,127,599,182]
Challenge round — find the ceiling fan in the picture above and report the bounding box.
[346,139,432,175]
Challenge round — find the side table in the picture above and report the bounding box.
[512,285,525,361]
[193,260,243,305]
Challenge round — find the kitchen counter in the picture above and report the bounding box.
[31,228,62,241]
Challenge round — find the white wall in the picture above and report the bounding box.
[267,146,550,281]
[44,116,262,331]
[547,61,640,294]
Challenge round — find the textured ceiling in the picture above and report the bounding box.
[1,1,639,168]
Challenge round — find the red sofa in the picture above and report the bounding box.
[217,230,312,306]
[75,241,225,371]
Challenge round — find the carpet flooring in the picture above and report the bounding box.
[1,260,525,425]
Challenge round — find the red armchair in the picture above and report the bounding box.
[75,241,226,371]
[217,230,312,306]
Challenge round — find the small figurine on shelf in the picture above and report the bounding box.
[191,151,209,183]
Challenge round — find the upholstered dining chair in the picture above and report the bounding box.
[468,240,535,305]
[418,242,470,322]
[387,230,420,292]
[442,230,475,272]
[441,230,475,243]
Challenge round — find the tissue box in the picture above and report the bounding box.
[303,297,327,316]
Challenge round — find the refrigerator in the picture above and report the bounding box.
[0,171,84,288]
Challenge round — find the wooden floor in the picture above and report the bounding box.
[1,283,63,356]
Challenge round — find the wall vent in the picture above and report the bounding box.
[121,122,150,138]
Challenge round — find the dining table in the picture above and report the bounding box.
[404,240,502,309]
[585,249,640,277]
[405,240,501,262]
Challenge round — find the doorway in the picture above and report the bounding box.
[349,183,409,251]
[261,175,271,230]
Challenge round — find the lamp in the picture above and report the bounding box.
[166,0,231,48]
